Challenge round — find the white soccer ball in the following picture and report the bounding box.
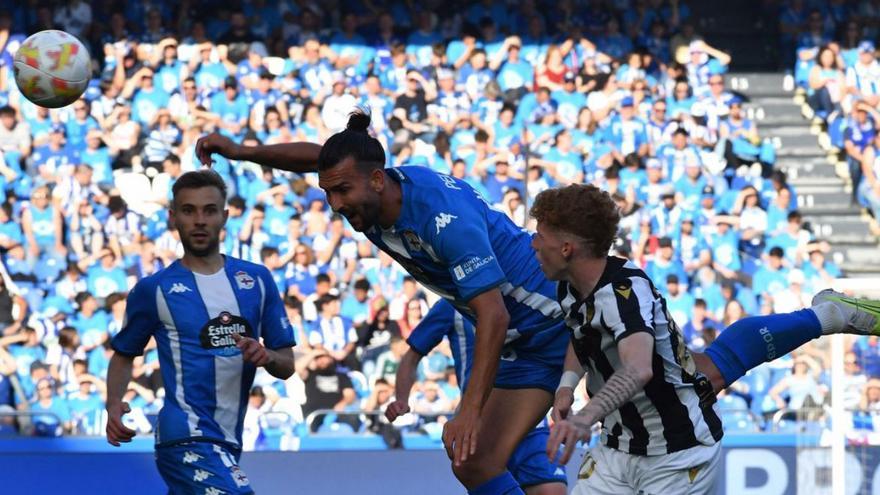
[13,30,91,108]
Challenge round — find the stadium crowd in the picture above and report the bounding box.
[0,0,870,446]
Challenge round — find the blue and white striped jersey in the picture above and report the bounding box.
[111,256,295,449]
[365,166,563,340]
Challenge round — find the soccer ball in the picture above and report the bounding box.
[13,30,91,108]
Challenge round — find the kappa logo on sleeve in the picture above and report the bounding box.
[435,213,458,234]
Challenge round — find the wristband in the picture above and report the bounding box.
[557,370,581,392]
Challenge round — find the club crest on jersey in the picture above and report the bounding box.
[402,230,422,251]
[614,279,632,300]
[235,271,255,290]
[200,311,253,355]
[231,466,250,487]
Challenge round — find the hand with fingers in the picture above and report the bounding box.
[441,406,481,467]
[552,387,574,422]
[233,333,272,367]
[106,401,136,446]
[546,414,593,465]
[385,400,411,423]
[195,132,240,167]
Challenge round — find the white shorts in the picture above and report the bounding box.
[571,441,721,495]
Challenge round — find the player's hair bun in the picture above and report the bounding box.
[346,110,372,133]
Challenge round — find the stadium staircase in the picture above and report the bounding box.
[730,72,880,280]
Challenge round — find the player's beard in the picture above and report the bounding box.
[181,231,220,257]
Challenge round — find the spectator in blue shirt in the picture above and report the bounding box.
[645,237,687,296]
[341,278,372,329]
[309,294,359,371]
[210,76,250,140]
[845,102,879,204]
[85,249,128,299]
[752,247,791,304]
[665,274,696,325]
[30,378,73,435]
[682,298,720,351]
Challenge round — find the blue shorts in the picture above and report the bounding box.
[155,441,254,495]
[495,321,568,393]
[508,426,568,487]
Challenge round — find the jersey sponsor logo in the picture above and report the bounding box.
[434,213,457,234]
[452,255,495,281]
[182,451,203,464]
[614,280,632,300]
[235,270,255,290]
[200,311,253,355]
[168,282,192,294]
[230,466,250,487]
[439,174,461,190]
[402,230,422,251]
[193,469,213,482]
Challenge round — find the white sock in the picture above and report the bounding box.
[811,301,846,335]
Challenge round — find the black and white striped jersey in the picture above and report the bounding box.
[558,256,723,456]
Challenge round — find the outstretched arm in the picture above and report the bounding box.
[196,133,323,174]
[386,348,423,422]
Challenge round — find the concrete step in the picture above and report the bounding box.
[744,101,803,120]
[795,189,852,208]
[727,73,786,94]
[830,243,880,266]
[804,214,871,238]
[799,204,864,216]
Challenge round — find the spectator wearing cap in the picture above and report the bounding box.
[846,41,880,109]
[605,95,650,162]
[29,124,78,183]
[237,41,268,90]
[639,157,667,205]
[709,214,742,280]
[665,274,695,325]
[123,67,170,128]
[650,184,683,238]
[490,36,534,100]
[645,237,686,297]
[657,127,701,182]
[209,76,249,139]
[322,72,359,134]
[189,42,230,93]
[151,38,188,94]
[249,71,289,133]
[685,39,731,97]
[552,71,588,129]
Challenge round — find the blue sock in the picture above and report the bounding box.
[704,309,823,386]
[468,472,524,495]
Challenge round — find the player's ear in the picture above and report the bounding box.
[369,167,385,192]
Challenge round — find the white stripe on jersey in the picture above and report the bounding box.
[194,269,244,446]
[500,282,564,318]
[156,286,203,437]
[561,258,721,456]
[256,276,266,337]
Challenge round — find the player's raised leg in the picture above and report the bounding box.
[698,288,880,392]
[452,387,553,495]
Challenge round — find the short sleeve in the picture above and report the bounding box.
[110,279,160,357]
[429,206,506,301]
[258,268,296,350]
[407,301,456,356]
[598,276,656,343]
